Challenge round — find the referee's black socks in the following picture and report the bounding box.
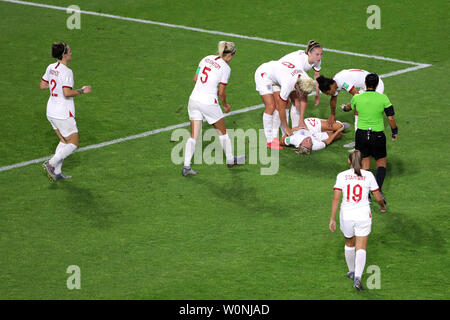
[376,166,387,191]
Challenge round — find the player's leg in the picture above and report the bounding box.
[213,118,245,168]
[45,118,78,180]
[340,215,356,280]
[345,236,356,280]
[320,119,343,132]
[354,235,369,290]
[261,94,276,144]
[372,132,387,201]
[183,120,202,175]
[213,118,234,165]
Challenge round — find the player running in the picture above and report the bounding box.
[40,41,91,181]
[329,150,386,291]
[272,40,323,133]
[280,117,346,154]
[316,69,385,151]
[182,41,244,176]
[254,59,315,149]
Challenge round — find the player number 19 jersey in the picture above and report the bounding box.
[334,168,379,214]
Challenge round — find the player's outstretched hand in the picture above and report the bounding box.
[392,134,398,141]
[284,127,293,136]
[327,114,336,126]
[223,104,231,113]
[314,94,320,106]
[82,85,92,94]
[329,219,336,232]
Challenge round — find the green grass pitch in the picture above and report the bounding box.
[0,0,449,299]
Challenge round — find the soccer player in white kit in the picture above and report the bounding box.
[317,69,385,150]
[182,41,244,176]
[254,59,315,149]
[280,118,345,154]
[272,40,323,135]
[329,150,386,290]
[40,42,91,181]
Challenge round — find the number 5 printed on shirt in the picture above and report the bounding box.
[200,66,211,83]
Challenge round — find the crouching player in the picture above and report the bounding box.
[280,117,345,154]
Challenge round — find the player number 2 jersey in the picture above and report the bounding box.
[334,168,380,214]
[189,55,231,105]
[42,62,75,119]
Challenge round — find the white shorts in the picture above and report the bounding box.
[340,208,372,238]
[255,63,275,96]
[188,98,224,125]
[47,116,78,138]
[359,79,385,94]
[305,118,329,141]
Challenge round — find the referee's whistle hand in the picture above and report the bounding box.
[392,134,398,141]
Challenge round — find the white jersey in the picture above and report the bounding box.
[287,128,326,151]
[189,55,231,105]
[334,168,380,219]
[332,69,371,97]
[42,62,75,119]
[279,50,321,73]
[260,60,308,101]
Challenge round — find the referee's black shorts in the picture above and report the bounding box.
[355,129,387,159]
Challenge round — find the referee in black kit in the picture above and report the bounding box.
[342,73,398,203]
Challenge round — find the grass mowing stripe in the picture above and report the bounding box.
[1,0,432,67]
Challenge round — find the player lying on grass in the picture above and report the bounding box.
[279,117,346,154]
[182,41,245,177]
[317,69,385,151]
[254,60,315,150]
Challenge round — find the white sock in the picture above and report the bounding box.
[219,134,234,164]
[49,143,77,169]
[355,249,367,279]
[53,142,66,174]
[272,110,280,139]
[184,137,196,168]
[262,113,273,143]
[354,115,359,131]
[344,245,356,273]
[290,105,300,127]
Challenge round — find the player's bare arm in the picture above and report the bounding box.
[63,85,92,98]
[329,189,341,232]
[328,95,337,125]
[324,125,344,146]
[218,83,231,113]
[274,91,293,136]
[314,70,321,106]
[40,79,49,90]
[372,190,386,212]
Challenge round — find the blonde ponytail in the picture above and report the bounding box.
[218,41,236,57]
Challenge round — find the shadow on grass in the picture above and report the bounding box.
[55,182,121,229]
[189,169,287,217]
[379,210,446,253]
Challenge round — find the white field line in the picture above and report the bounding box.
[0,104,265,173]
[0,0,433,173]
[1,0,432,68]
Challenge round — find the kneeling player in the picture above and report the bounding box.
[280,118,345,154]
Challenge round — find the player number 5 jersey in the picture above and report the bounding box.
[189,55,231,105]
[42,62,75,119]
